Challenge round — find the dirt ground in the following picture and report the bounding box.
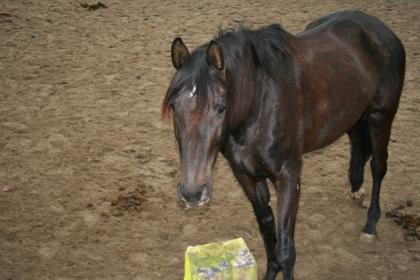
[0,0,419,279]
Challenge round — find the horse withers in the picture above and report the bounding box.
[162,10,405,280]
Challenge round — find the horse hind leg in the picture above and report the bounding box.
[362,84,402,237]
[361,111,392,236]
[361,36,405,236]
[347,115,372,200]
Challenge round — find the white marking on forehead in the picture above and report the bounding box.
[187,85,196,98]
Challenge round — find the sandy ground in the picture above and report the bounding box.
[0,0,419,279]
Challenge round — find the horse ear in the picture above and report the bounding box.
[171,37,190,69]
[207,41,224,70]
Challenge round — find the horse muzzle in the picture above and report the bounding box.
[177,182,211,208]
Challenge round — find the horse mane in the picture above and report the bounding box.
[162,24,295,128]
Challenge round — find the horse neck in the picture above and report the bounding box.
[224,29,298,130]
[224,48,259,130]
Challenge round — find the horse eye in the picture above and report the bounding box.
[217,104,227,114]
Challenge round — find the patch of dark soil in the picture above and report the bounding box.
[80,2,107,11]
[110,188,148,216]
[385,201,420,241]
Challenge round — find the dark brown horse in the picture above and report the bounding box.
[162,10,405,280]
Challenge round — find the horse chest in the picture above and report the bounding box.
[224,137,270,178]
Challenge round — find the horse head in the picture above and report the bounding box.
[163,38,229,208]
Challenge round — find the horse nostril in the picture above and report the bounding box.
[199,183,210,199]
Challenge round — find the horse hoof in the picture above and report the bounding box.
[348,189,370,208]
[359,232,376,242]
[348,188,366,201]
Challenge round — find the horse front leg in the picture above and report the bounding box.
[274,162,301,280]
[233,172,280,280]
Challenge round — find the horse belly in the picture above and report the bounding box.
[303,104,365,153]
[302,69,377,153]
